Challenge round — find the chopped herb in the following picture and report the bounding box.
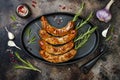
[14,52,41,73]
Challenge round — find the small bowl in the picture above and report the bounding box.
[16,4,31,18]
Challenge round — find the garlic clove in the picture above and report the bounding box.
[8,40,21,50]
[8,32,15,40]
[5,27,15,40]
[102,25,110,37]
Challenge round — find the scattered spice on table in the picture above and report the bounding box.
[32,1,37,4]
[53,16,63,25]
[6,49,17,63]
[59,4,73,11]
[59,4,66,10]
[9,53,17,63]
[32,4,36,8]
[32,0,37,8]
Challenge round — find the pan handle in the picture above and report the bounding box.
[80,44,107,74]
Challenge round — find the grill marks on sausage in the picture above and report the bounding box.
[39,30,77,45]
[39,40,74,55]
[39,16,77,63]
[41,16,75,37]
[39,49,77,63]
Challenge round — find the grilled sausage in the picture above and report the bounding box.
[41,16,75,36]
[39,40,74,55]
[39,49,77,63]
[39,30,77,45]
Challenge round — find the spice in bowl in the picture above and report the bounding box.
[16,4,31,18]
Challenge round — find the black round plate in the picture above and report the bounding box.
[21,12,99,65]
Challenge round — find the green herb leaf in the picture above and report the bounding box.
[15,52,28,65]
[105,25,114,41]
[76,12,93,30]
[10,15,17,21]
[14,65,33,70]
[72,2,85,22]
[75,34,91,50]
[74,26,97,42]
[28,36,36,44]
[105,35,112,41]
[14,52,41,73]
[26,28,31,37]
[74,26,97,49]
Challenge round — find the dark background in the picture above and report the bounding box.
[0,0,120,80]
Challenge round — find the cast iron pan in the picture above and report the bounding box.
[21,12,99,65]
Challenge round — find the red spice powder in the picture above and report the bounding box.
[32,1,37,4]
[32,4,36,8]
[18,5,24,13]
[62,6,66,9]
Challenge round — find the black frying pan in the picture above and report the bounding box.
[21,12,99,65]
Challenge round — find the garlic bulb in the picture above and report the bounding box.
[96,0,114,23]
[5,27,15,40]
[8,40,21,50]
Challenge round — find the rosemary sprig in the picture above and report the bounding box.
[74,26,97,42]
[74,26,97,49]
[75,12,93,30]
[75,34,91,50]
[14,52,41,73]
[10,15,17,21]
[72,2,85,22]
[28,36,36,44]
[26,28,31,38]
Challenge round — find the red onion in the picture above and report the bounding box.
[96,0,114,23]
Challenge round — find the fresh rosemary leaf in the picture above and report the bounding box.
[15,52,28,65]
[26,28,31,37]
[75,34,91,50]
[28,36,36,44]
[14,65,33,70]
[74,26,97,42]
[105,25,114,41]
[76,12,93,30]
[74,27,90,42]
[14,52,41,73]
[72,3,85,22]
[10,15,17,21]
[105,35,112,41]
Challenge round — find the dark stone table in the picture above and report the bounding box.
[0,0,120,80]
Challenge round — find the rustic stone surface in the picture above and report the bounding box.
[0,0,120,80]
